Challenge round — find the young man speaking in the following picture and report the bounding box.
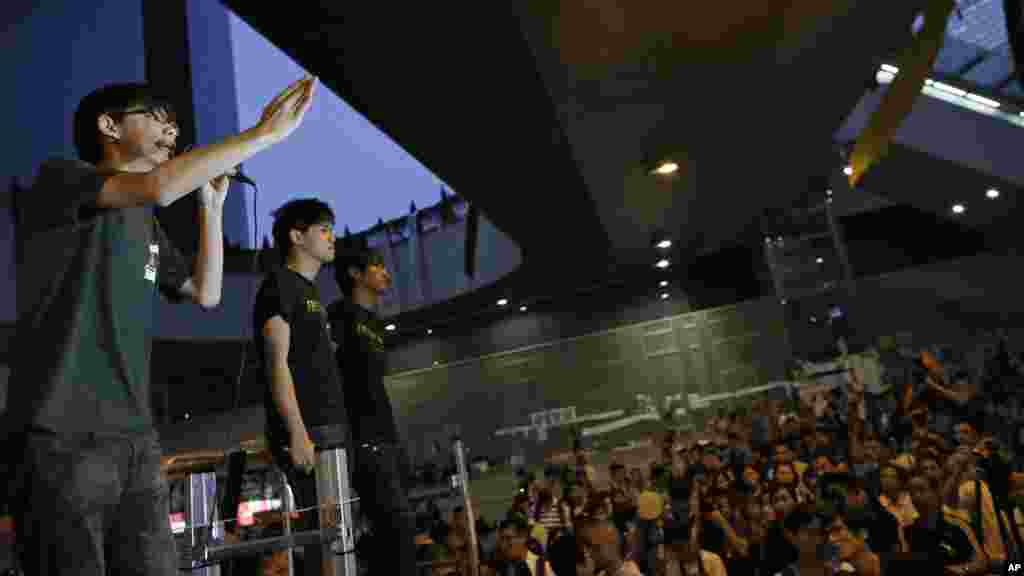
[11,75,317,576]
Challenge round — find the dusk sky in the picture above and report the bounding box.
[228,12,453,247]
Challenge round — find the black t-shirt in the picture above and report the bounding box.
[10,159,190,436]
[327,300,398,444]
[255,268,346,446]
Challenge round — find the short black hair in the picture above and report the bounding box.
[74,83,176,164]
[333,236,385,297]
[270,199,335,261]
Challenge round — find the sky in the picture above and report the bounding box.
[228,12,453,248]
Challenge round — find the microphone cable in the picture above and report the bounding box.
[232,166,259,412]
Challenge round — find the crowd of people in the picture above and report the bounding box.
[418,335,1024,576]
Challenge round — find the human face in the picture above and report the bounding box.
[826,516,859,561]
[715,471,733,493]
[879,466,902,497]
[774,444,793,465]
[775,464,796,486]
[772,487,796,519]
[908,477,937,514]
[498,528,527,561]
[294,222,336,264]
[579,524,618,573]
[352,261,391,296]
[863,439,881,463]
[743,466,760,487]
[104,105,179,169]
[954,424,977,448]
[920,458,941,483]
[815,456,833,476]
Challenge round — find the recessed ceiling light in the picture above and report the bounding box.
[497,299,508,307]
[952,203,965,215]
[659,280,669,287]
[656,239,672,249]
[520,306,527,312]
[653,161,679,175]
[816,257,824,264]
[810,316,818,324]
[986,188,1000,199]
[385,323,396,331]
[843,166,853,176]
[427,329,433,335]
[655,259,671,269]
[660,293,670,300]
[826,189,833,197]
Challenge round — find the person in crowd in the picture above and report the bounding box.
[890,474,987,574]
[577,517,643,576]
[491,515,557,576]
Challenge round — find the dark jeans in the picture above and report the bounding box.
[271,438,416,576]
[14,430,177,576]
[352,441,416,576]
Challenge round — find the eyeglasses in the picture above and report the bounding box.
[121,106,178,128]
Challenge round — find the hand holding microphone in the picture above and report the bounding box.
[179,144,257,187]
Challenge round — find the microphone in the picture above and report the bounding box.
[226,167,256,187]
[178,144,256,186]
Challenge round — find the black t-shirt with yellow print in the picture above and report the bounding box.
[327,299,398,444]
[255,268,347,446]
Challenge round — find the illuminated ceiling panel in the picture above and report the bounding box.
[946,0,1009,51]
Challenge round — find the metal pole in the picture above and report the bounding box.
[315,446,357,576]
[281,473,296,576]
[452,437,480,576]
[185,471,221,576]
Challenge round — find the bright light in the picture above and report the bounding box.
[660,280,669,287]
[385,323,396,331]
[986,188,1000,199]
[826,189,832,197]
[881,64,900,74]
[653,161,679,175]
[433,361,440,366]
[876,70,896,85]
[952,204,965,215]
[660,293,670,300]
[520,306,527,312]
[843,166,853,176]
[816,257,824,264]
[931,81,966,97]
[810,316,818,324]
[497,299,508,307]
[655,259,671,269]
[656,239,672,249]
[184,413,190,420]
[965,93,1001,108]
[427,329,433,335]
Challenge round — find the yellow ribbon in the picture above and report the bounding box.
[847,0,956,187]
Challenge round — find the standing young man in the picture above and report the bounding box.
[255,198,345,576]
[11,75,317,576]
[329,242,417,575]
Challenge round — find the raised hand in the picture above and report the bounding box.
[255,76,317,144]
